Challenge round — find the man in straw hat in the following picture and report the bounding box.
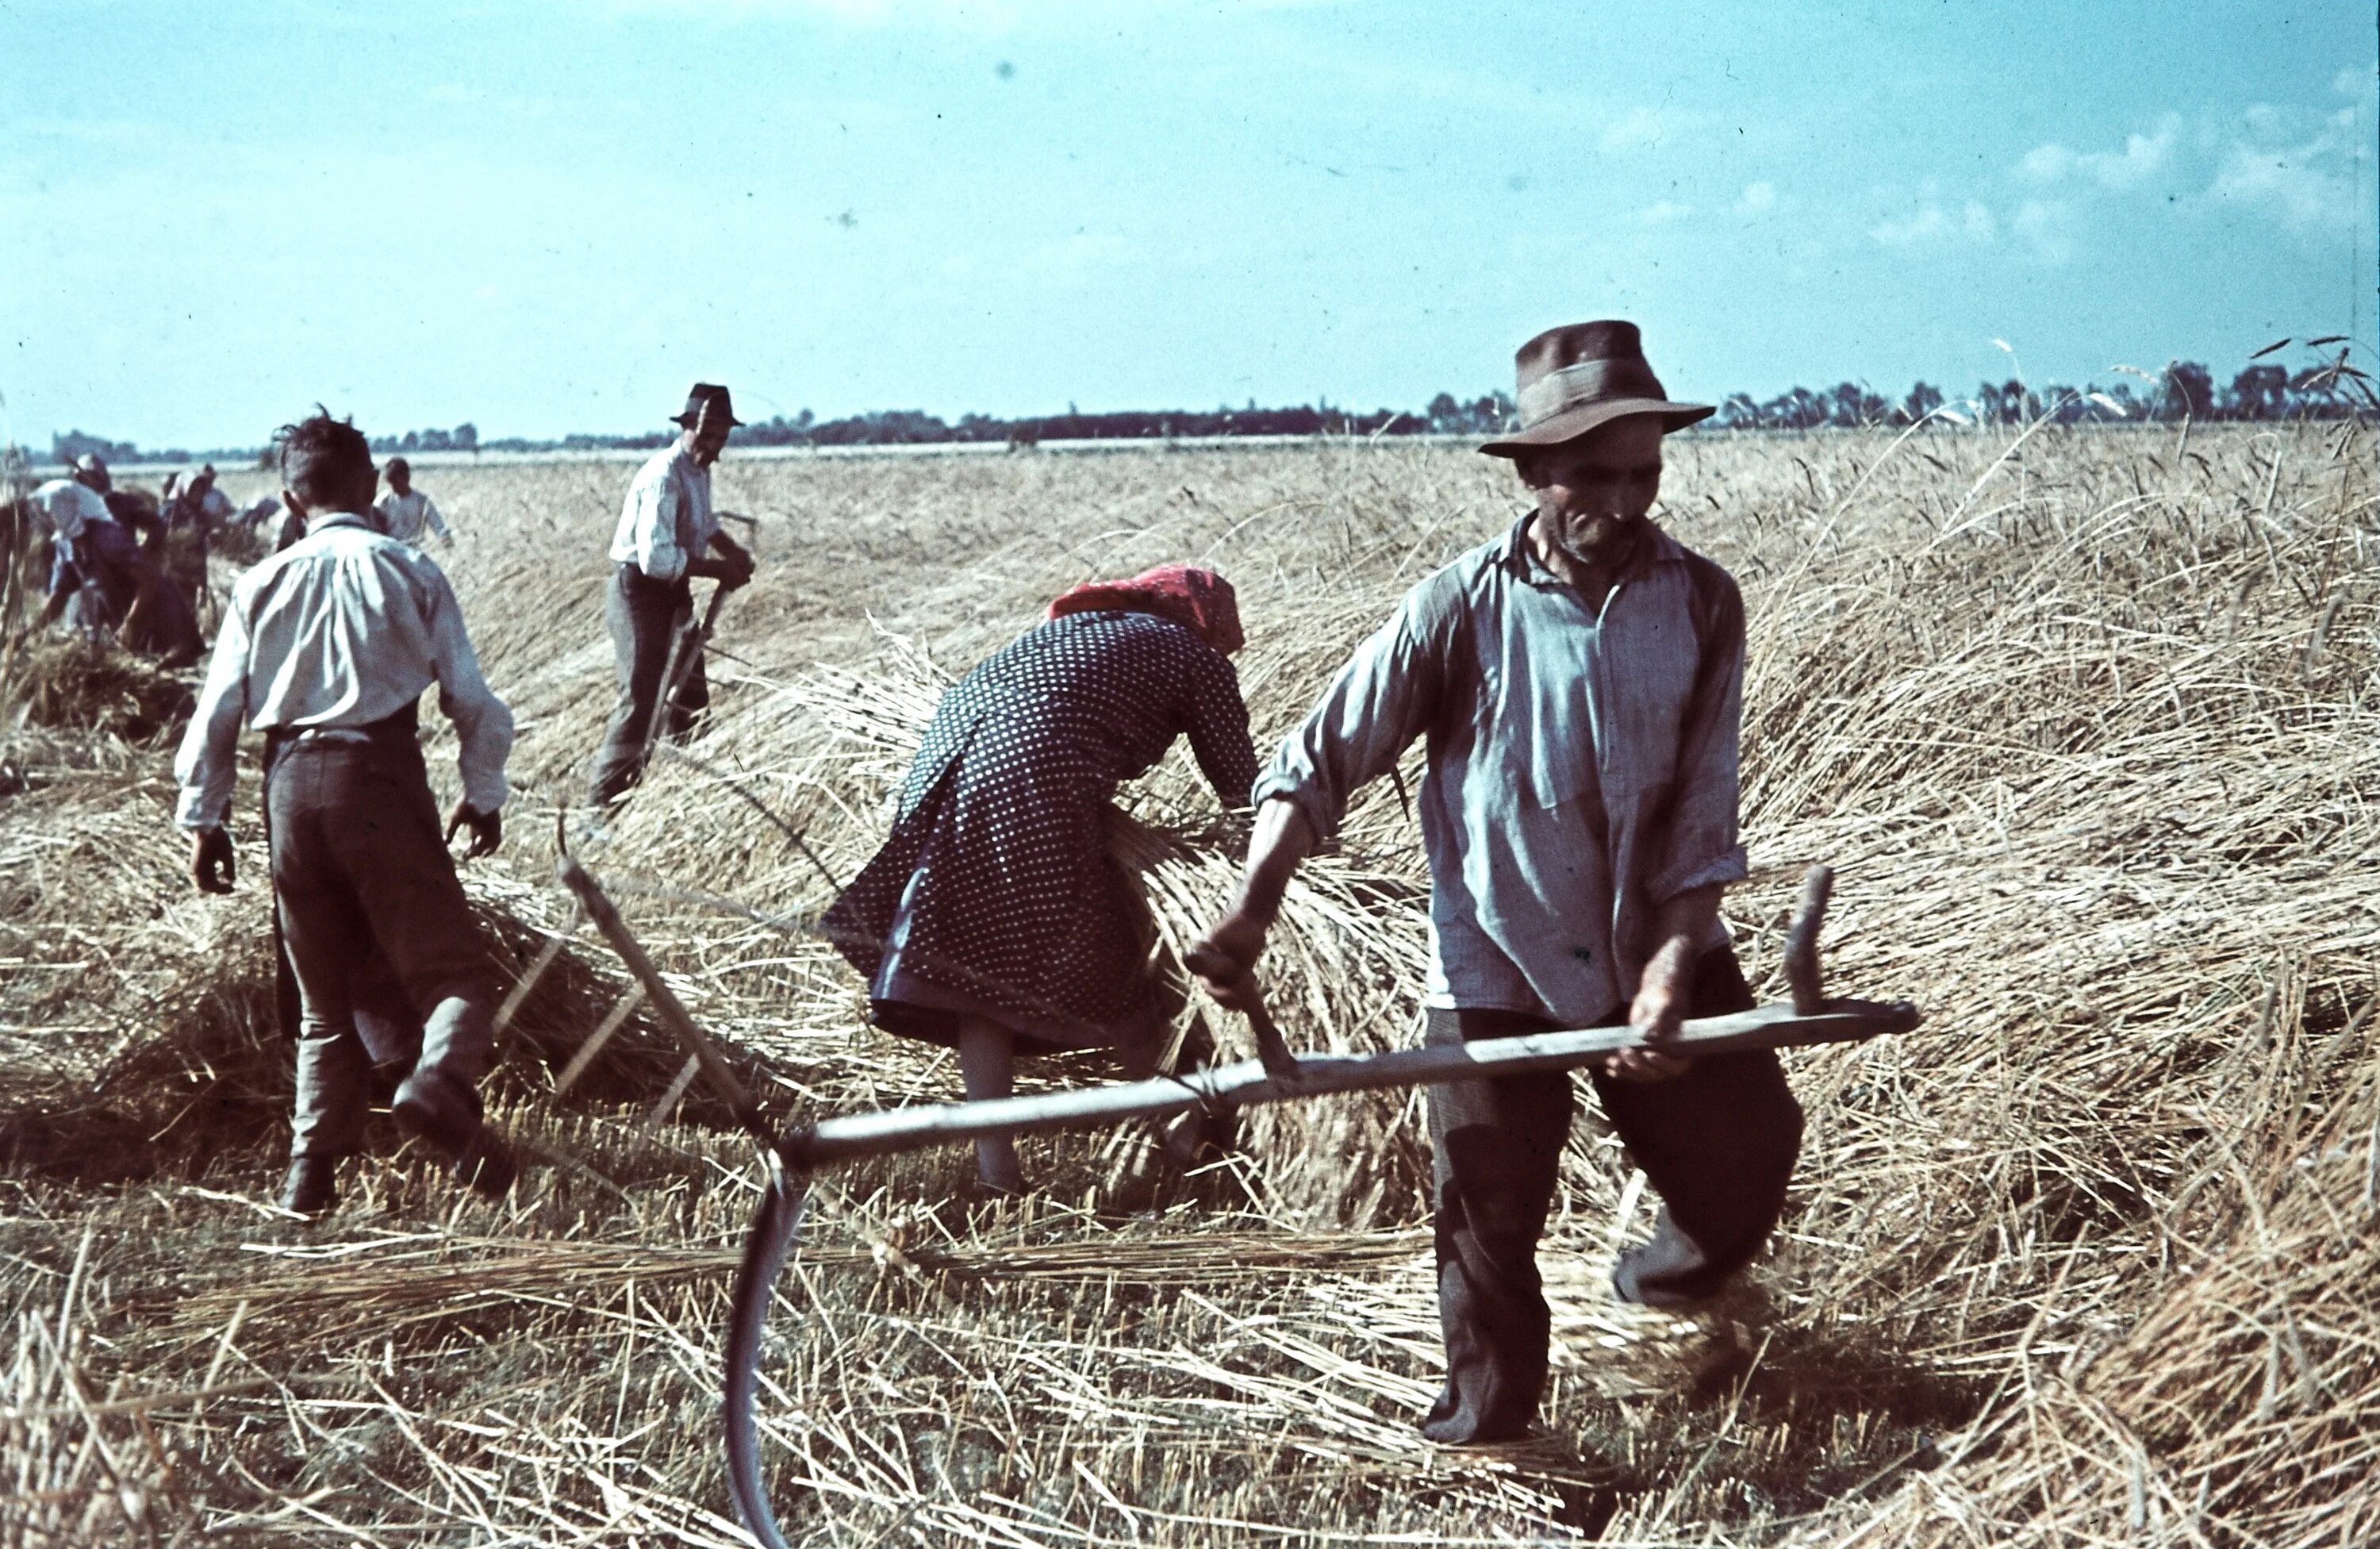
[175,409,519,1217]
[585,382,757,808]
[1192,321,1802,1443]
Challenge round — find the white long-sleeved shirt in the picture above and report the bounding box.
[375,489,451,547]
[173,513,513,830]
[32,479,116,543]
[607,443,714,582]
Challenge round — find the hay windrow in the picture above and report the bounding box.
[3,635,195,745]
[0,426,2373,1545]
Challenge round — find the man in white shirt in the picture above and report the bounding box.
[175,409,519,1217]
[27,455,189,661]
[374,457,453,548]
[585,382,755,806]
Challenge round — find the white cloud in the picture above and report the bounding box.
[1636,200,1692,227]
[2210,144,2362,233]
[1734,180,1777,216]
[2208,101,2370,235]
[1599,107,1668,153]
[2017,116,2178,190]
[1870,200,1995,248]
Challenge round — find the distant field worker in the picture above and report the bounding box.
[820,565,1257,1193]
[165,463,235,534]
[25,455,197,665]
[161,463,235,625]
[174,409,519,1218]
[374,457,452,548]
[585,383,756,807]
[1193,321,1802,1443]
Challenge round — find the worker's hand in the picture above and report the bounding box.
[191,827,236,894]
[445,801,502,860]
[718,543,756,590]
[1187,908,1271,1014]
[1604,936,1694,1083]
[701,529,755,589]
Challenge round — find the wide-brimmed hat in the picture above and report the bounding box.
[672,382,746,429]
[1479,321,1712,457]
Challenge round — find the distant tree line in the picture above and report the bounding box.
[25,342,2371,467]
[1718,341,2374,431]
[369,424,480,455]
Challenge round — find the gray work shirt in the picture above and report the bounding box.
[1253,513,1748,1026]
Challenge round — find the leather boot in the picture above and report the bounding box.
[278,1156,339,1217]
[390,1066,478,1155]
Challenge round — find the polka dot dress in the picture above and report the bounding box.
[820,610,1257,1054]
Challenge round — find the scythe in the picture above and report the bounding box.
[555,856,1917,1549]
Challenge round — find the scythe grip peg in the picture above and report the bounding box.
[1783,863,1834,1016]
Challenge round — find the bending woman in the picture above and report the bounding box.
[822,564,1257,1192]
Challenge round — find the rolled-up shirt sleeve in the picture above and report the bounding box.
[172,595,255,830]
[420,567,515,813]
[1251,591,1444,844]
[1646,570,1749,901]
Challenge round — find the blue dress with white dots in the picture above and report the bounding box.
[822,609,1257,1055]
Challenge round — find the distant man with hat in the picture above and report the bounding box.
[1192,321,1801,1443]
[585,382,757,807]
[175,409,519,1217]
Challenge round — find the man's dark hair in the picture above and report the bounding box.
[274,407,375,509]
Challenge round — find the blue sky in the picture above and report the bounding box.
[6,0,2374,448]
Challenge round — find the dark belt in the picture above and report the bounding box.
[262,700,423,774]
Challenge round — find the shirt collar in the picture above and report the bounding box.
[1498,509,1684,588]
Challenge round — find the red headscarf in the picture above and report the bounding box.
[1047,563,1245,655]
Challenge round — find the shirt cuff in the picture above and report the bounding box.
[461,771,510,815]
[1250,770,1343,846]
[174,785,228,832]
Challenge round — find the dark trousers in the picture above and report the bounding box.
[1421,945,1804,1443]
[587,564,708,806]
[267,726,494,1162]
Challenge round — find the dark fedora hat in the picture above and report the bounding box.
[1479,321,1712,457]
[672,382,746,429]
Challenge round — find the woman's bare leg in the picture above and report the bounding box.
[955,1017,1023,1192]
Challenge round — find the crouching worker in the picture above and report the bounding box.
[820,564,1257,1193]
[173,409,520,1217]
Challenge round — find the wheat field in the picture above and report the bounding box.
[0,421,2373,1545]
